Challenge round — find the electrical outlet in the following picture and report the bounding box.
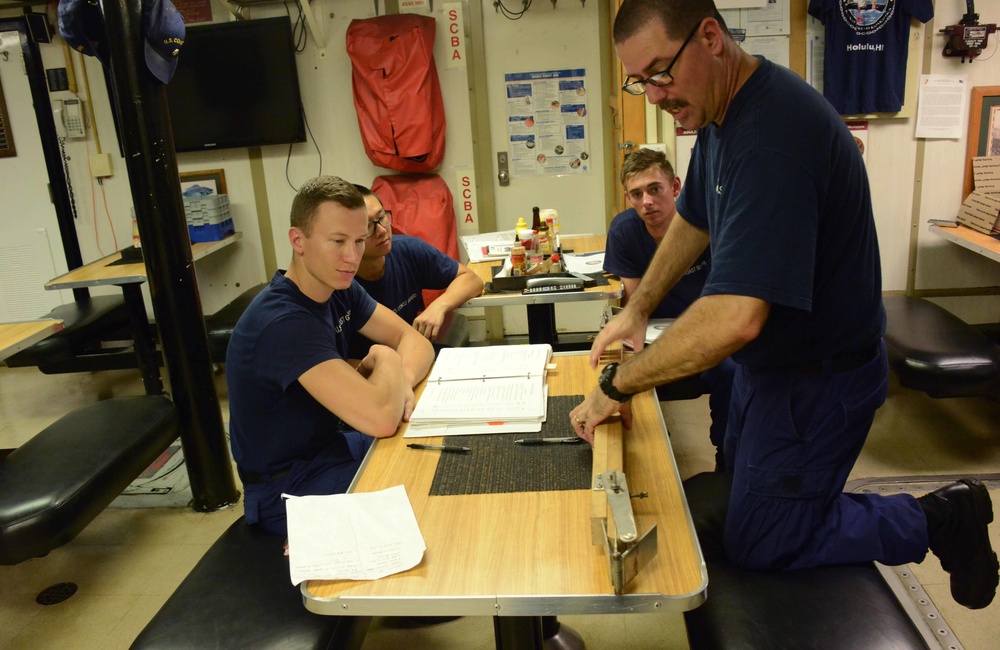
[89,153,114,178]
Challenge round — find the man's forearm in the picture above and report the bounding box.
[396,329,434,387]
[629,215,709,316]
[432,270,484,312]
[615,294,768,394]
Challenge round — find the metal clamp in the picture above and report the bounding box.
[595,470,658,595]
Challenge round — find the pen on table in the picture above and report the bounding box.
[406,443,470,453]
[514,437,585,445]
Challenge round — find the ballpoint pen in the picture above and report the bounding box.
[514,437,585,445]
[406,443,470,453]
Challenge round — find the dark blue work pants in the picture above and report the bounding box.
[703,357,737,453]
[722,341,928,570]
[243,431,374,537]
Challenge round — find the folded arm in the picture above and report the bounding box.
[412,264,484,340]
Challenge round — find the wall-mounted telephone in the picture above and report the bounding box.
[53,98,86,139]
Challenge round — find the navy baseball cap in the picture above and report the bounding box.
[57,0,184,84]
[58,0,110,67]
[143,0,185,84]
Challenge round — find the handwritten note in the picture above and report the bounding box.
[284,485,425,585]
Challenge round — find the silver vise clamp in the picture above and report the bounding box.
[594,470,658,595]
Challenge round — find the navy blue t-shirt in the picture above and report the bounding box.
[809,0,933,115]
[227,271,377,475]
[676,57,885,368]
[604,207,711,319]
[350,235,458,358]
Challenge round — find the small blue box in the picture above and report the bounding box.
[188,218,235,243]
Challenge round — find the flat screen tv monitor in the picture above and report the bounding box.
[166,16,306,152]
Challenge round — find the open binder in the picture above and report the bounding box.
[406,344,552,437]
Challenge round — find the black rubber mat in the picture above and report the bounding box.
[428,395,592,496]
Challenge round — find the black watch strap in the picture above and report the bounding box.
[599,362,633,402]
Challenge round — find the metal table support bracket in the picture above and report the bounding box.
[595,470,658,595]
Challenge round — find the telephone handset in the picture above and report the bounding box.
[53,99,86,139]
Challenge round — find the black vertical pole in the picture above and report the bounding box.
[14,19,89,303]
[98,0,239,511]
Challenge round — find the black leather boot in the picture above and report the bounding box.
[918,478,999,609]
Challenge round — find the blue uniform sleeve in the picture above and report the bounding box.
[256,313,344,392]
[604,212,643,279]
[407,237,459,289]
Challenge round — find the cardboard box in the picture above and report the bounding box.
[957,157,1000,234]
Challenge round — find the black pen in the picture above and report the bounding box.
[407,443,470,453]
[514,437,584,445]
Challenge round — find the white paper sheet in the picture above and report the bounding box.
[284,485,425,585]
[563,250,606,274]
[915,75,967,139]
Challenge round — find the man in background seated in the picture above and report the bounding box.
[350,184,484,358]
[604,147,735,471]
[226,176,434,536]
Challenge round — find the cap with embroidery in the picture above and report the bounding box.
[58,0,110,67]
[57,0,184,84]
[143,0,185,84]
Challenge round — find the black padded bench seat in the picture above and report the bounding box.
[0,396,177,565]
[682,472,932,650]
[130,516,369,650]
[204,284,266,363]
[884,295,1000,399]
[4,295,138,374]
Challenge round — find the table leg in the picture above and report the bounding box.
[120,284,164,395]
[493,616,543,650]
[526,304,557,346]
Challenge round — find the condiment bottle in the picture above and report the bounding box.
[526,253,561,275]
[537,218,552,256]
[510,244,526,276]
[531,206,541,232]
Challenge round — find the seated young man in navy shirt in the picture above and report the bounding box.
[349,184,484,358]
[604,147,735,471]
[226,176,434,536]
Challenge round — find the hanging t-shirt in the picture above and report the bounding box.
[808,0,933,115]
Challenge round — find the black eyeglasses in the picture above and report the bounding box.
[366,210,392,238]
[621,22,700,96]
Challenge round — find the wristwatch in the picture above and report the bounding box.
[598,362,634,402]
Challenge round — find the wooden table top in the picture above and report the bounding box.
[45,233,243,290]
[303,352,706,617]
[0,320,63,363]
[930,224,1000,264]
[465,234,622,307]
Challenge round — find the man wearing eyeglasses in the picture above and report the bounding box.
[226,176,434,536]
[571,0,997,609]
[350,184,484,359]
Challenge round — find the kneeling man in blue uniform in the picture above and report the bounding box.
[575,0,998,610]
[227,176,434,536]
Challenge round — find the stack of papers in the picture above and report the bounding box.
[406,344,552,436]
[460,230,517,263]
